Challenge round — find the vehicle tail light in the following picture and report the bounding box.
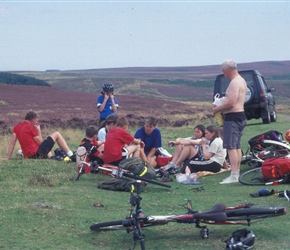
[260,89,265,99]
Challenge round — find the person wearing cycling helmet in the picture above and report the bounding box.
[97,82,119,125]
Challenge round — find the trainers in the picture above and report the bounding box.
[162,161,177,170]
[168,166,180,174]
[219,175,239,184]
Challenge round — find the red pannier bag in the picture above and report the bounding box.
[156,155,173,168]
[262,157,290,180]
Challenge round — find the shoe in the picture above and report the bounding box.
[162,162,177,171]
[155,169,165,178]
[168,166,180,174]
[157,147,172,157]
[219,175,239,184]
[161,173,173,182]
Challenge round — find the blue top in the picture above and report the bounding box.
[134,127,162,155]
[97,94,119,119]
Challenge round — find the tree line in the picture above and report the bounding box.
[0,72,50,87]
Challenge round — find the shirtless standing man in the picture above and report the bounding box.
[213,60,247,184]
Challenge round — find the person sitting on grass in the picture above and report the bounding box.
[103,116,144,166]
[134,117,162,168]
[183,125,226,178]
[79,125,105,165]
[163,124,208,171]
[3,111,74,160]
[97,114,118,141]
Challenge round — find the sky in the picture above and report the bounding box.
[1,0,290,71]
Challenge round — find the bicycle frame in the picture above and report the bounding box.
[90,165,286,250]
[251,139,290,161]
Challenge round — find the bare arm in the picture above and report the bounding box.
[33,124,43,145]
[201,138,213,159]
[146,147,157,158]
[110,95,117,112]
[179,138,201,146]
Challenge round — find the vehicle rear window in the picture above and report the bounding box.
[217,71,255,95]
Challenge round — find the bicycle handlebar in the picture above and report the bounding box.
[98,165,171,189]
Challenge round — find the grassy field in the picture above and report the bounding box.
[1,117,290,250]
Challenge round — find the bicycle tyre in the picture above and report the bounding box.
[251,140,290,161]
[239,167,265,185]
[225,206,286,220]
[90,220,129,231]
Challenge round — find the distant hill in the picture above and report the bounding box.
[1,60,290,132]
[0,72,50,87]
[11,60,290,104]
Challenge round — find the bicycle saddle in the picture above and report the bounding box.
[194,203,227,222]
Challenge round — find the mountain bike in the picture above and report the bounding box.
[90,165,286,250]
[239,166,290,186]
[250,139,290,161]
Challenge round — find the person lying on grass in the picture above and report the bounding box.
[3,111,74,160]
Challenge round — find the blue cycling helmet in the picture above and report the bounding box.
[102,82,114,93]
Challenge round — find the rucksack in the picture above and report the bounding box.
[98,178,131,192]
[262,157,290,180]
[248,130,282,148]
[118,157,156,179]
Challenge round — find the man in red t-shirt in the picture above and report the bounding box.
[103,116,144,165]
[3,111,74,160]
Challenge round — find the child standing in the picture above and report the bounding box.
[96,82,119,125]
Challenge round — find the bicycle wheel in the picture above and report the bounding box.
[226,206,286,221]
[251,140,290,161]
[239,167,266,185]
[90,220,130,231]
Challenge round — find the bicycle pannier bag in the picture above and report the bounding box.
[118,157,156,179]
[262,157,290,180]
[156,155,173,167]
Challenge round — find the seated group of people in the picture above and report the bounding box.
[79,115,162,168]
[4,111,228,179]
[78,115,229,179]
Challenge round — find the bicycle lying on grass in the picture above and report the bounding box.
[239,165,290,186]
[90,165,287,250]
[242,130,290,165]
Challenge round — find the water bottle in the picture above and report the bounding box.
[213,93,224,127]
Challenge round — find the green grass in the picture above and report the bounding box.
[1,117,290,250]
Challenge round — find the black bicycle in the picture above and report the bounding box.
[90,166,286,250]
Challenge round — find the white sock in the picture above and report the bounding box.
[66,151,73,157]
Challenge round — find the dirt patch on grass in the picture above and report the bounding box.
[29,175,54,187]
